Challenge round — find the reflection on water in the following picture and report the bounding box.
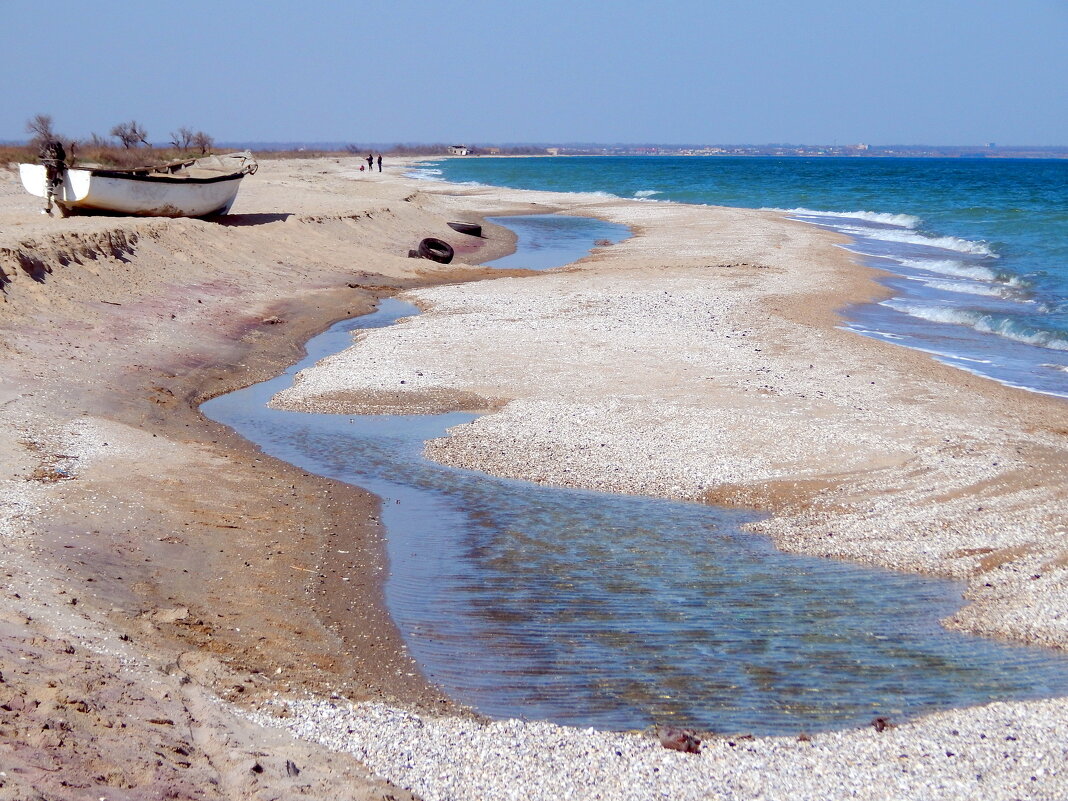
[484,215,626,271]
[202,214,1068,734]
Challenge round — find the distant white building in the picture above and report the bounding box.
[448,145,470,156]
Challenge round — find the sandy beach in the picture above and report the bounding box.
[1,156,1066,799]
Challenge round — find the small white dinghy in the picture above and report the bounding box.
[18,151,258,218]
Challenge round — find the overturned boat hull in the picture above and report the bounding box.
[18,152,256,218]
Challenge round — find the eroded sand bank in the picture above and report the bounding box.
[0,157,519,799]
[2,156,1066,800]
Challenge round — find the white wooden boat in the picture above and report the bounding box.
[18,151,257,218]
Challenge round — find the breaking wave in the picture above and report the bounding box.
[861,229,997,257]
[775,208,923,229]
[781,210,998,258]
[634,189,661,198]
[914,277,1008,298]
[884,300,1068,351]
[406,166,445,181]
[899,258,1000,281]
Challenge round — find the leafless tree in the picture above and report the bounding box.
[191,131,214,155]
[25,113,57,145]
[110,120,149,148]
[170,126,195,150]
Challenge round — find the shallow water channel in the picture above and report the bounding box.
[202,215,1068,735]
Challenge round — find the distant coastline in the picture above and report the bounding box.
[225,143,1068,159]
[3,138,1064,160]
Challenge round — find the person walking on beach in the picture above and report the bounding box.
[366,153,374,172]
[377,153,382,172]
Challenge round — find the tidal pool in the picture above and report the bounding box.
[484,214,625,270]
[202,216,1068,735]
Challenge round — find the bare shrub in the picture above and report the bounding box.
[25,113,57,146]
[394,143,448,155]
[170,126,195,150]
[191,131,213,154]
[110,120,149,149]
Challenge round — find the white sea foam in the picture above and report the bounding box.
[884,300,1068,351]
[883,300,985,326]
[773,207,923,229]
[634,190,661,198]
[405,167,445,182]
[911,277,1006,298]
[841,325,906,340]
[864,229,997,257]
[898,258,999,281]
[937,353,995,365]
[827,222,996,258]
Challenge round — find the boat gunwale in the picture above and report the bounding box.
[83,168,248,185]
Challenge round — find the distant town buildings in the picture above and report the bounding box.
[532,143,1066,159]
[346,142,1066,160]
[191,141,1065,160]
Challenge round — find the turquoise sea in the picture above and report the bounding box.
[414,156,1068,398]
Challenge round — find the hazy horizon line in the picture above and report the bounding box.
[3,139,1067,151]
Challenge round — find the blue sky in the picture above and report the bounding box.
[3,0,1065,146]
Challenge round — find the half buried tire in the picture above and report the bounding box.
[417,237,455,264]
